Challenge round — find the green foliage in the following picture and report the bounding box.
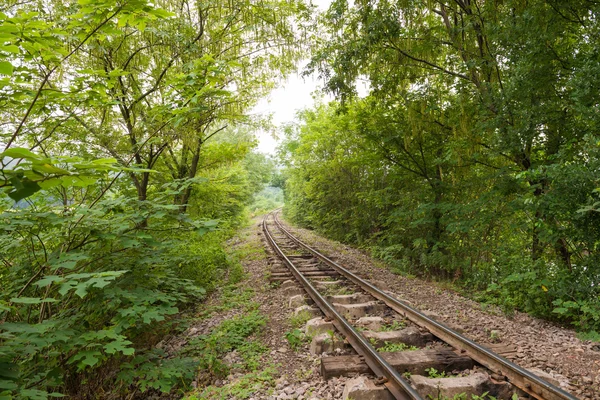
[185,311,267,378]
[0,148,118,202]
[0,182,220,392]
[117,350,198,394]
[425,368,448,379]
[321,284,354,297]
[249,186,284,216]
[284,329,306,351]
[552,298,600,332]
[379,320,406,332]
[187,367,277,400]
[576,330,600,343]
[201,285,257,319]
[283,0,600,329]
[377,342,418,353]
[0,0,311,397]
[289,310,313,328]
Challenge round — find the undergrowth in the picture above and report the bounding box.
[185,311,267,382]
[187,367,278,400]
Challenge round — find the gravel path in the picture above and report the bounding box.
[277,217,600,400]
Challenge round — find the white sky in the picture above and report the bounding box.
[252,64,329,155]
[252,0,333,155]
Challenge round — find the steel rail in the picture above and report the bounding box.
[262,213,423,400]
[272,212,579,400]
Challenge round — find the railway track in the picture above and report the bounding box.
[262,211,579,400]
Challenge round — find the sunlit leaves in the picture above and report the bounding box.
[0,148,118,201]
[0,61,13,75]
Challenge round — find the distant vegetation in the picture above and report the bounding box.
[250,186,284,217]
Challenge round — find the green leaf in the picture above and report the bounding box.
[150,8,175,18]
[31,163,69,175]
[104,339,134,355]
[34,275,64,287]
[18,389,51,399]
[1,147,39,160]
[0,45,19,54]
[0,380,17,390]
[7,179,41,202]
[10,297,57,304]
[38,178,63,189]
[0,61,13,75]
[68,350,102,369]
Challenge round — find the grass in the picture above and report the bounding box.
[377,341,418,352]
[197,284,258,319]
[289,309,313,328]
[183,220,283,399]
[321,284,354,296]
[187,367,278,400]
[379,320,406,331]
[184,311,268,380]
[425,367,450,378]
[235,240,266,262]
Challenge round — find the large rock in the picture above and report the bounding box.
[333,301,387,320]
[293,305,321,318]
[530,368,561,387]
[310,332,346,355]
[355,316,385,331]
[288,294,309,308]
[326,293,372,305]
[280,280,296,290]
[342,376,394,400]
[411,372,490,398]
[305,317,335,336]
[362,326,433,348]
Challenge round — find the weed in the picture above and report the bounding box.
[235,241,266,262]
[289,310,313,328]
[380,320,406,331]
[188,366,277,399]
[295,368,314,381]
[285,329,306,350]
[199,285,258,319]
[185,311,267,380]
[321,284,354,296]
[326,329,338,344]
[425,367,448,378]
[425,391,499,400]
[488,330,501,343]
[269,280,281,289]
[378,342,418,352]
